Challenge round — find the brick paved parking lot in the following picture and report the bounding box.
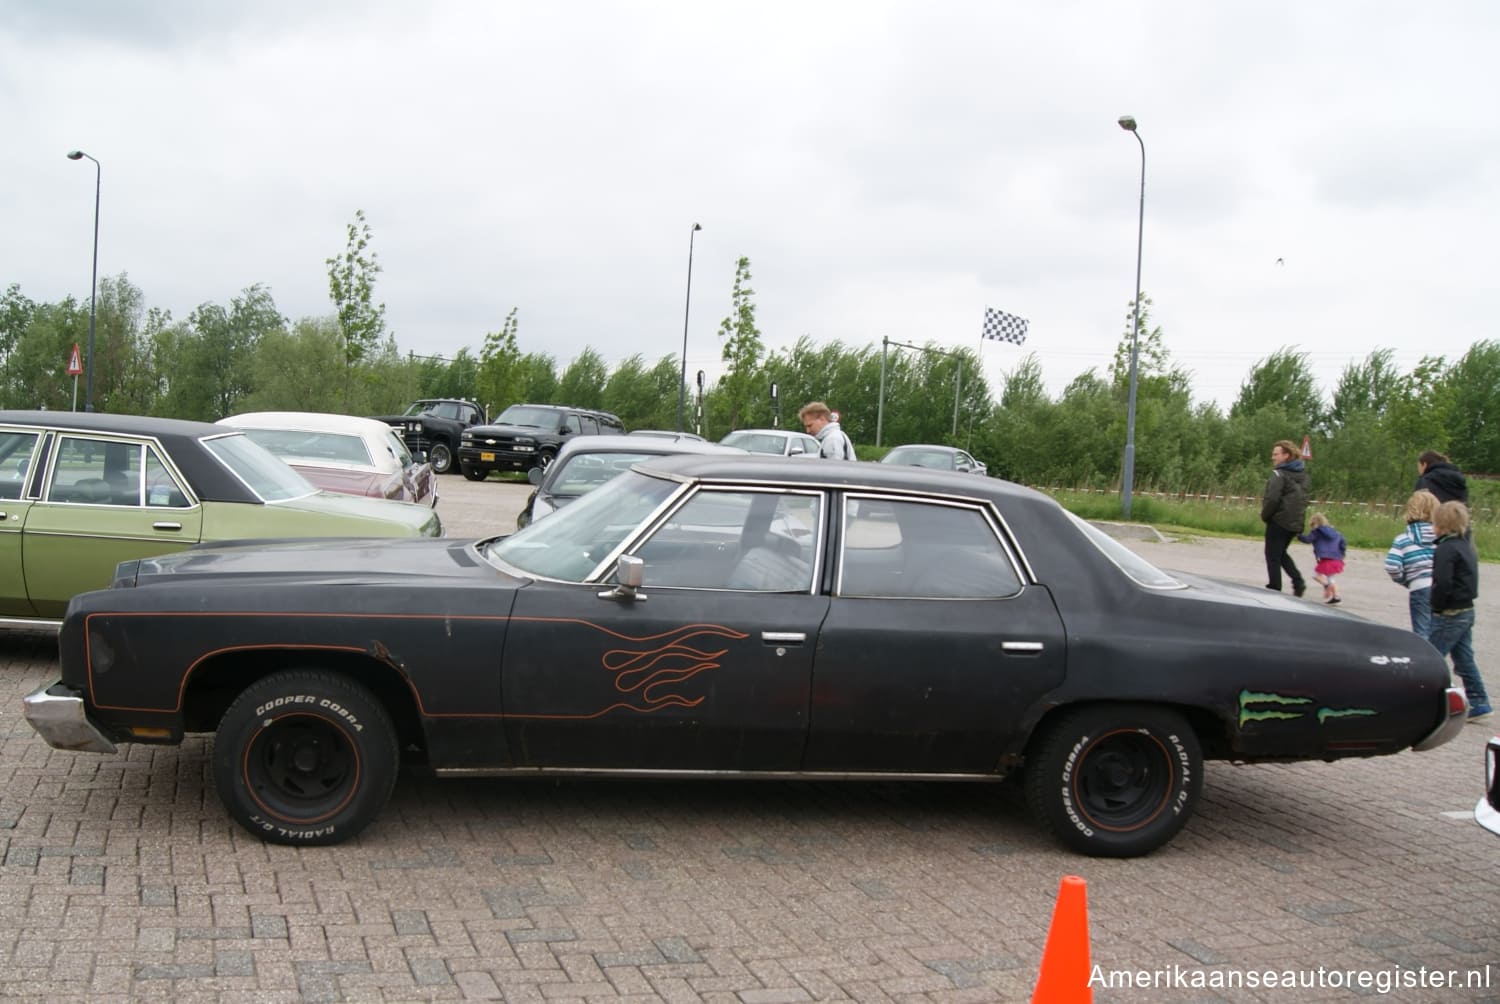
[1,477,1495,1002]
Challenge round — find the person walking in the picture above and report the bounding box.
[798,402,855,460]
[1427,500,1491,721]
[1384,490,1439,639]
[1414,450,1468,504]
[1298,512,1346,604]
[1261,439,1309,596]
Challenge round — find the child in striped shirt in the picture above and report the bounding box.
[1384,490,1438,639]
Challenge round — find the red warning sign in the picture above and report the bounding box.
[66,344,83,376]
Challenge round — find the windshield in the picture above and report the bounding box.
[240,428,374,467]
[202,432,317,502]
[494,405,563,430]
[488,470,681,580]
[401,402,434,417]
[549,451,664,498]
[1062,508,1185,590]
[883,447,952,468]
[720,431,785,455]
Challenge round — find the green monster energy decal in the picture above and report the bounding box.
[1237,689,1378,727]
[1316,707,1378,723]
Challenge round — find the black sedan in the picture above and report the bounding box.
[24,455,1467,856]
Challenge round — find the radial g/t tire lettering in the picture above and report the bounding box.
[1023,703,1202,858]
[213,670,399,846]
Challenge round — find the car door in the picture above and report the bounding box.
[804,493,1067,774]
[22,435,204,617]
[0,429,41,617]
[501,487,828,771]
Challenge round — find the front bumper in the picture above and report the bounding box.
[1412,685,1468,752]
[23,683,117,754]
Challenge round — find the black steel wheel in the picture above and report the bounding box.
[429,442,454,474]
[213,670,398,846]
[1024,704,1201,858]
[461,464,487,482]
[534,449,556,474]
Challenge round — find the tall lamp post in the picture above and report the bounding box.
[66,149,101,413]
[676,222,702,432]
[1117,116,1145,519]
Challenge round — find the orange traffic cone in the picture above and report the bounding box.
[1030,875,1092,1003]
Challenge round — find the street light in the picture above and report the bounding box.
[1117,116,1145,519]
[676,223,702,432]
[66,149,101,412]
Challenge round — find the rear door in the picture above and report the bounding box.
[22,435,204,616]
[805,493,1067,774]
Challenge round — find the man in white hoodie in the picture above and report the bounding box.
[798,401,854,460]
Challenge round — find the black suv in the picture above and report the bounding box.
[458,404,625,480]
[371,399,486,475]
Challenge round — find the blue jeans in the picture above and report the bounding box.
[1428,608,1490,709]
[1408,588,1432,640]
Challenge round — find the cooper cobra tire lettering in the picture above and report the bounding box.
[1024,704,1203,858]
[214,670,398,847]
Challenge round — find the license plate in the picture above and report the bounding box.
[480,452,495,461]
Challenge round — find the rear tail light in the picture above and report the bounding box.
[1449,690,1471,717]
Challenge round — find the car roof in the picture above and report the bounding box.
[0,409,263,503]
[630,452,1033,501]
[220,412,401,440]
[553,435,744,462]
[886,443,961,453]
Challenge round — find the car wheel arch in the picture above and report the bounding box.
[1024,699,1230,763]
[180,647,427,759]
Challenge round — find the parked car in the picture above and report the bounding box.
[458,404,625,480]
[1478,734,1500,837]
[629,430,706,442]
[517,434,744,528]
[719,428,821,457]
[24,455,1467,854]
[370,398,486,475]
[880,444,987,475]
[0,410,442,631]
[218,412,438,507]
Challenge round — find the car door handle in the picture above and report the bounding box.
[1002,641,1044,654]
[151,521,183,531]
[762,631,806,645]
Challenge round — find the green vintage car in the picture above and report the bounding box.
[0,411,442,631]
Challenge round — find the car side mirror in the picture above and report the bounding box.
[788,445,805,455]
[599,554,647,602]
[559,426,573,436]
[527,467,545,486]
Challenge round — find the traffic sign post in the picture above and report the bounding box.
[67,343,83,411]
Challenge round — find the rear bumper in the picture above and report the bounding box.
[1412,686,1468,752]
[22,683,117,754]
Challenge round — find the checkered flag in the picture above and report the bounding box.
[982,307,1028,345]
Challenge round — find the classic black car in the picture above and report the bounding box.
[24,455,1467,856]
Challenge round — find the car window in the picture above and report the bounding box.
[201,433,316,502]
[0,430,38,500]
[797,435,820,455]
[144,448,192,508]
[839,496,1022,599]
[885,447,951,468]
[385,430,414,470]
[1059,508,1185,590]
[46,436,143,506]
[579,415,599,435]
[495,405,563,430]
[549,451,662,497]
[241,429,374,466]
[432,403,461,421]
[632,488,821,592]
[720,432,785,455]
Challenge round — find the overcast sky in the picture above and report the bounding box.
[3,2,1497,413]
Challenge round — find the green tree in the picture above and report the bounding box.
[1442,340,1500,475]
[476,310,521,414]
[326,209,387,408]
[243,317,347,412]
[557,347,607,408]
[1230,348,1323,431]
[514,352,558,405]
[715,256,765,431]
[1330,348,1402,427]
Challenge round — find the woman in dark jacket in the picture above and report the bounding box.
[1261,440,1309,596]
